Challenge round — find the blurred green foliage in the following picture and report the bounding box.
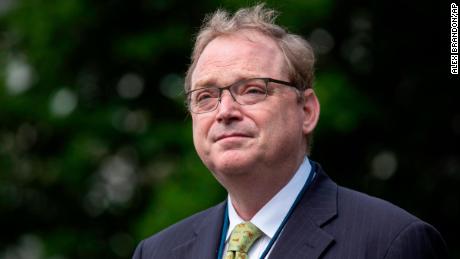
[0,0,458,258]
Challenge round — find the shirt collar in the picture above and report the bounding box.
[226,157,312,239]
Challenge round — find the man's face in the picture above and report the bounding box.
[190,31,318,181]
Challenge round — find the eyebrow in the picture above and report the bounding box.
[193,75,262,90]
[193,80,218,89]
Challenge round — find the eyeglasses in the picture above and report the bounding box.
[186,77,299,114]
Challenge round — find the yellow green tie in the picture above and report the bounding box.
[225,222,263,259]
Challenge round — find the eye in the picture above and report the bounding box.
[196,92,211,101]
[194,89,217,103]
[242,85,266,95]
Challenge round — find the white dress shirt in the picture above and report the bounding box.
[224,157,312,258]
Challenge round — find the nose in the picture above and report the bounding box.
[215,90,243,124]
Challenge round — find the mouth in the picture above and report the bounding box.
[215,133,251,142]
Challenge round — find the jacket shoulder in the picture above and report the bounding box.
[132,202,225,259]
[337,185,418,224]
[331,186,447,257]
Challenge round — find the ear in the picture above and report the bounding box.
[301,88,320,135]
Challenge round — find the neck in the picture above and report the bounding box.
[224,156,305,221]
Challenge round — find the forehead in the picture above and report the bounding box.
[191,31,286,89]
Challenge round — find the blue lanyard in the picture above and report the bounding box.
[216,161,317,259]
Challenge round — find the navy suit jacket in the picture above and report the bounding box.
[133,163,448,258]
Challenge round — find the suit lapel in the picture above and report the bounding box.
[171,201,226,259]
[169,163,338,259]
[268,164,337,259]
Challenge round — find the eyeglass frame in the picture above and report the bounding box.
[185,77,304,114]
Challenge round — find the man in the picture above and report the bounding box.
[133,4,447,259]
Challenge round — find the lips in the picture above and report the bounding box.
[214,132,251,142]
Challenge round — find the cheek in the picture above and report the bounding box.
[192,117,212,151]
[264,106,303,140]
[192,120,204,146]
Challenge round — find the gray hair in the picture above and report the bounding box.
[184,3,316,93]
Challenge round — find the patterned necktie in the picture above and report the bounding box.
[225,222,263,259]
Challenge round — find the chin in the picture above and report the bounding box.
[208,150,256,176]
